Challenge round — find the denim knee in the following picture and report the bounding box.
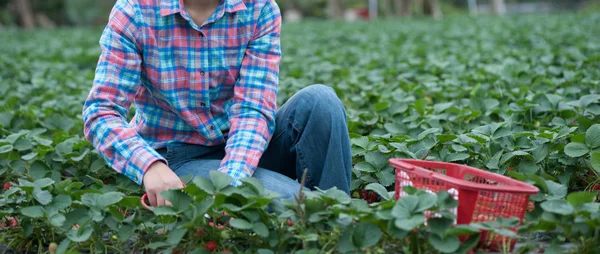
[296,84,345,119]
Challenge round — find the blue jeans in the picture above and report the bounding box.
[156,84,353,200]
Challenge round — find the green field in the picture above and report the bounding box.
[1,13,600,253]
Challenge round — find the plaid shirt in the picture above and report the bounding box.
[82,0,281,185]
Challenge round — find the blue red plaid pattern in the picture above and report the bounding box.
[82,0,281,185]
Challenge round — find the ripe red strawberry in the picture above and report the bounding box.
[287,219,293,227]
[527,201,535,212]
[7,217,18,227]
[209,221,215,227]
[1,222,7,228]
[205,241,218,252]
[369,192,377,201]
[48,243,57,253]
[222,249,232,253]
[157,231,164,235]
[3,182,11,191]
[216,224,224,229]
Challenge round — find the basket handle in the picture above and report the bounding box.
[141,182,187,210]
[431,174,539,194]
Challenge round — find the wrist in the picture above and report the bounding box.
[143,160,167,183]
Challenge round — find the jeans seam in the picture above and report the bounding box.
[293,124,312,186]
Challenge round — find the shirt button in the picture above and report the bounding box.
[210,125,215,130]
[200,70,206,75]
[200,102,206,107]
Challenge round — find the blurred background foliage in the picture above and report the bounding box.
[0,0,598,28]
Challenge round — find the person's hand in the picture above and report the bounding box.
[143,161,184,207]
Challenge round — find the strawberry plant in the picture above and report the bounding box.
[1,12,600,253]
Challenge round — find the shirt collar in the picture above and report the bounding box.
[160,0,246,17]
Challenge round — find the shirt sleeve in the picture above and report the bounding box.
[82,0,167,185]
[218,0,282,185]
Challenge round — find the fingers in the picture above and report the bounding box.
[148,192,157,207]
[156,193,166,207]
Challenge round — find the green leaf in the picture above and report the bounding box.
[375,169,396,187]
[0,112,13,127]
[0,145,13,154]
[566,191,597,207]
[192,198,214,218]
[564,142,589,157]
[485,151,502,170]
[34,178,54,188]
[545,180,567,199]
[33,187,53,205]
[81,192,124,208]
[21,151,38,160]
[395,214,425,231]
[365,151,388,169]
[67,226,94,242]
[500,151,531,164]
[20,206,45,218]
[428,217,454,236]
[49,194,72,210]
[428,234,460,253]
[13,138,33,151]
[150,206,178,216]
[253,222,269,238]
[210,171,233,190]
[436,134,458,143]
[592,152,600,172]
[118,225,136,240]
[518,160,539,174]
[415,191,437,212]
[117,196,141,208]
[365,182,390,200]
[241,177,265,195]
[324,188,352,204]
[445,153,469,162]
[374,101,390,111]
[147,242,170,249]
[55,138,77,156]
[193,176,215,194]
[585,124,600,148]
[257,249,275,254]
[90,157,107,172]
[540,200,574,215]
[56,239,71,254]
[351,222,382,248]
[166,228,188,245]
[230,218,253,230]
[354,161,376,172]
[160,189,191,211]
[437,191,458,209]
[445,225,480,236]
[49,214,66,227]
[392,195,419,218]
[454,234,481,254]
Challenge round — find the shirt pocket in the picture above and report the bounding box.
[207,33,251,83]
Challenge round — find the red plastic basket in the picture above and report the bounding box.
[390,159,539,252]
